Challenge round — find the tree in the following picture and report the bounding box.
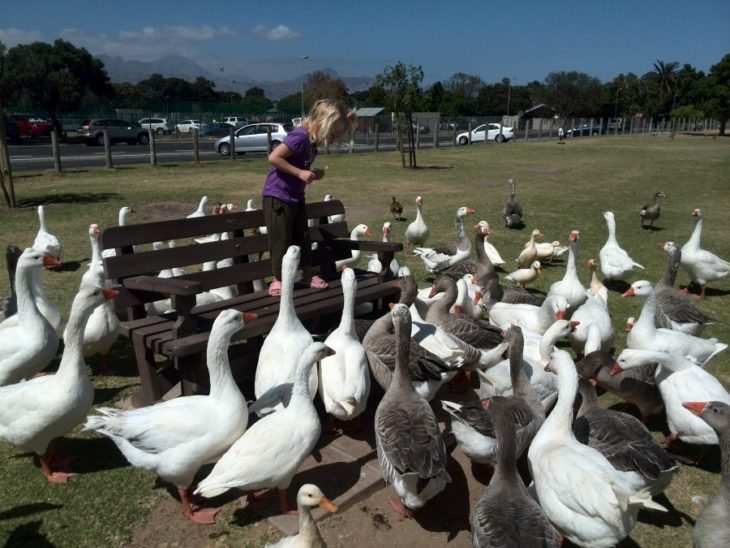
[304,71,348,108]
[373,62,424,168]
[4,40,114,135]
[705,54,730,135]
[443,72,485,98]
[0,41,15,207]
[245,86,266,97]
[539,71,605,118]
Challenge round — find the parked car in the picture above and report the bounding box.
[79,119,150,146]
[214,122,293,156]
[566,123,603,136]
[138,117,171,135]
[176,120,202,133]
[456,123,514,144]
[4,119,21,143]
[8,114,53,138]
[203,122,237,138]
[221,116,249,128]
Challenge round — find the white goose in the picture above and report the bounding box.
[318,268,370,429]
[32,205,62,260]
[72,224,120,374]
[680,208,730,298]
[568,284,613,355]
[187,195,208,218]
[528,349,666,547]
[536,240,568,262]
[615,348,730,445]
[599,211,644,281]
[413,206,474,273]
[0,286,113,482]
[505,260,541,289]
[85,309,253,523]
[623,280,727,366]
[266,484,338,548]
[516,229,543,269]
[0,249,60,386]
[335,224,373,270]
[474,221,505,266]
[323,193,345,223]
[488,294,569,335]
[404,195,429,250]
[548,230,587,312]
[381,221,400,277]
[195,342,331,514]
[254,245,316,414]
[102,206,135,259]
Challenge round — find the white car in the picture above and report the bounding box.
[221,116,249,128]
[214,122,293,156]
[456,123,514,144]
[176,120,202,133]
[138,117,170,135]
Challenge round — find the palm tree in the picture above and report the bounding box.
[652,60,680,99]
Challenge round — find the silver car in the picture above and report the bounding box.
[214,122,293,156]
[80,119,150,146]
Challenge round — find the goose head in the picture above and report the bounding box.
[587,258,596,271]
[428,275,456,299]
[456,206,475,219]
[245,199,256,211]
[569,230,580,242]
[19,247,60,272]
[549,294,569,320]
[624,316,635,333]
[682,401,730,435]
[324,194,333,201]
[213,309,257,338]
[382,222,392,237]
[296,484,338,513]
[352,224,373,238]
[691,208,702,218]
[530,260,542,273]
[415,196,423,206]
[531,229,543,239]
[613,348,661,374]
[622,280,653,298]
[544,348,574,374]
[118,206,135,226]
[473,220,490,235]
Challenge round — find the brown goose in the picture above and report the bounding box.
[683,401,730,548]
[502,178,523,228]
[374,304,451,518]
[389,196,403,221]
[656,241,716,335]
[573,378,678,495]
[425,275,506,366]
[640,191,665,230]
[576,350,662,420]
[440,223,491,281]
[441,326,545,465]
[471,395,559,548]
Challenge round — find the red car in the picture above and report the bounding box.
[8,114,53,138]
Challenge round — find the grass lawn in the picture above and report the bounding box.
[0,134,729,546]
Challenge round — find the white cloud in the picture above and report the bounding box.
[54,25,237,62]
[0,28,44,45]
[252,24,300,41]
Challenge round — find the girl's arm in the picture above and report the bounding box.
[268,143,316,184]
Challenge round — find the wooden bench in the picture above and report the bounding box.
[101,199,402,407]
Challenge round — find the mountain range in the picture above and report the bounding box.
[96,54,372,100]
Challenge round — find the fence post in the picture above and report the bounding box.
[149,128,157,166]
[229,126,235,162]
[523,121,528,141]
[415,122,420,149]
[192,128,199,164]
[103,129,112,169]
[374,123,379,152]
[548,119,554,139]
[452,124,457,146]
[433,124,439,148]
[267,126,273,154]
[51,129,62,173]
[467,122,472,145]
[537,119,543,141]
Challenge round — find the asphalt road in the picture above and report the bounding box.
[6,134,460,172]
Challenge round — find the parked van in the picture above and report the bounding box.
[222,116,249,128]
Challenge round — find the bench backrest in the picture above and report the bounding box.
[100,199,353,314]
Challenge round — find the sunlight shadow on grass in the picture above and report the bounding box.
[17,192,122,207]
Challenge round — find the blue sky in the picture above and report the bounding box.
[1,0,728,84]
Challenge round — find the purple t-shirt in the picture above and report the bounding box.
[262,126,316,204]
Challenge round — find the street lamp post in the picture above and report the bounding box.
[614,88,622,119]
[506,77,514,116]
[300,55,309,119]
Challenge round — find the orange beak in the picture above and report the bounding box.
[609,364,623,376]
[241,312,257,322]
[682,402,707,416]
[102,288,119,300]
[365,229,374,237]
[325,345,336,357]
[428,286,439,299]
[466,208,475,215]
[319,497,338,513]
[481,399,491,410]
[473,291,482,305]
[453,305,463,315]
[555,310,566,320]
[544,364,552,372]
[388,302,396,310]
[657,241,666,249]
[43,255,61,268]
[622,288,635,298]
[569,321,580,330]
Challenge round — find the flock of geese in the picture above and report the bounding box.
[0,179,729,547]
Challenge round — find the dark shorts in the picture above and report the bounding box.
[262,195,311,279]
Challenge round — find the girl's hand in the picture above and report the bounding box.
[298,169,316,184]
[312,168,326,180]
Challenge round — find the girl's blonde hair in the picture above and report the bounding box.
[304,99,356,148]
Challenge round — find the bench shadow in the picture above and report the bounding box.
[0,503,63,521]
[3,520,56,547]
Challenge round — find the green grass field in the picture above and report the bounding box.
[0,134,729,546]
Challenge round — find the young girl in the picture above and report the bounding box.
[262,99,355,296]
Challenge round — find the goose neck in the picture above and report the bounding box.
[719,435,730,495]
[296,508,319,544]
[493,415,519,481]
[432,284,457,317]
[454,215,466,242]
[687,217,703,248]
[543,364,578,436]
[57,303,95,380]
[415,203,424,221]
[292,358,317,401]
[636,291,657,330]
[566,239,579,273]
[15,264,42,321]
[90,233,102,265]
[658,250,680,288]
[390,324,412,390]
[206,330,237,398]
[339,280,356,335]
[605,216,618,244]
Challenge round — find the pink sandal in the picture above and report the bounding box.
[304,275,328,289]
[268,280,282,297]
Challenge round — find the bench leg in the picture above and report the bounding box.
[177,355,210,397]
[131,332,165,406]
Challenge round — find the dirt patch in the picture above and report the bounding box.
[134,202,205,223]
[522,164,565,174]
[413,165,454,170]
[470,179,503,189]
